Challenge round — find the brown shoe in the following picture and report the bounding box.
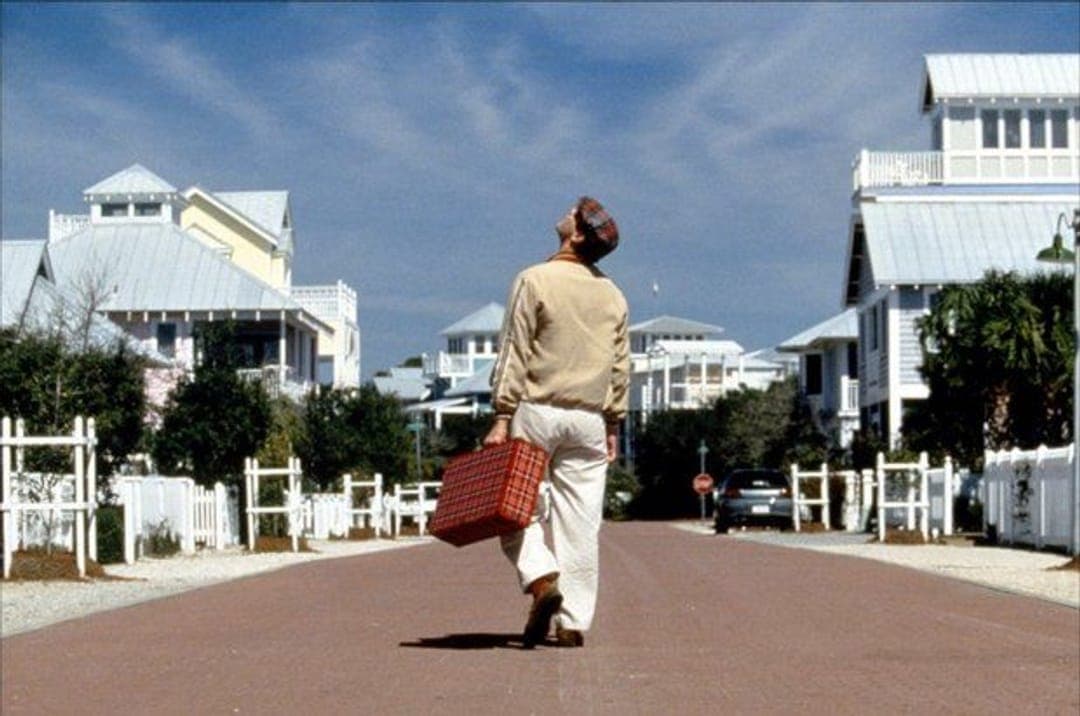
[522,578,562,649]
[555,627,584,647]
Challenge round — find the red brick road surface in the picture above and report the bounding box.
[2,522,1078,714]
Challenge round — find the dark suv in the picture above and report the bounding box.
[713,469,793,533]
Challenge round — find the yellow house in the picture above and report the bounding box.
[181,188,293,288]
[180,185,360,386]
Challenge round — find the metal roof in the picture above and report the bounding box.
[47,223,319,318]
[629,315,724,336]
[373,373,431,402]
[922,54,1080,110]
[214,191,289,241]
[445,362,494,397]
[651,339,743,356]
[1,240,49,325]
[778,309,858,352]
[857,201,1077,287]
[440,303,505,335]
[84,164,177,197]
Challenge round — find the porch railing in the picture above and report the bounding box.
[853,150,943,191]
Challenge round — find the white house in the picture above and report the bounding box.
[629,316,793,417]
[41,165,345,404]
[777,309,859,448]
[844,53,1079,447]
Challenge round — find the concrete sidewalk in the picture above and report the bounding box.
[672,520,1080,607]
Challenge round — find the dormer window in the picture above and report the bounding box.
[135,202,162,217]
[1030,110,1046,148]
[1050,110,1068,148]
[981,109,999,148]
[101,203,128,217]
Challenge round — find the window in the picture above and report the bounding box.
[932,114,943,151]
[981,110,999,148]
[101,203,128,217]
[134,202,161,216]
[847,343,858,379]
[804,354,822,395]
[156,323,177,358]
[1029,110,1046,148]
[1003,110,1021,148]
[1050,110,1068,148]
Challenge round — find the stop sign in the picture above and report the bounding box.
[692,473,714,495]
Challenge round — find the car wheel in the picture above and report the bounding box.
[714,520,729,535]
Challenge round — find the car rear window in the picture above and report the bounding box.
[727,471,787,489]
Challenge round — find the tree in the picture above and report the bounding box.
[295,385,413,490]
[151,322,271,486]
[906,270,1072,467]
[0,328,147,483]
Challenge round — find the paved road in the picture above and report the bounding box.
[2,522,1077,714]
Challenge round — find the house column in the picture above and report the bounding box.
[662,353,671,409]
[700,353,707,405]
[278,312,287,386]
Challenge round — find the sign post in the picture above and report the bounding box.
[695,440,711,521]
[692,472,714,521]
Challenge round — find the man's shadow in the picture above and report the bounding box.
[399,633,524,650]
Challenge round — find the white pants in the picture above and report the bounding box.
[500,402,608,631]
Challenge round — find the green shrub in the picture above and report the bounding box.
[95,505,125,564]
[604,465,640,520]
[145,519,181,557]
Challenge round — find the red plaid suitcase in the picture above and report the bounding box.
[430,438,549,547]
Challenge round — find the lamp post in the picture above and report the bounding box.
[1036,208,1080,556]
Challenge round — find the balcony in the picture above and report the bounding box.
[423,352,494,379]
[290,281,358,325]
[852,151,943,191]
[237,364,313,402]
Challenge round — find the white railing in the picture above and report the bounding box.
[344,473,386,536]
[244,456,303,552]
[291,280,358,324]
[982,445,1073,551]
[853,150,943,190]
[236,365,313,402]
[422,352,494,379]
[48,211,91,242]
[791,463,831,531]
[2,417,98,578]
[876,452,930,541]
[388,481,440,536]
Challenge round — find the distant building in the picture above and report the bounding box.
[844,53,1079,447]
[778,309,859,448]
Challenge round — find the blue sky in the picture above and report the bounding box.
[3,2,1079,379]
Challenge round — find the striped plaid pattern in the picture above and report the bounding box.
[430,439,549,547]
[576,196,619,259]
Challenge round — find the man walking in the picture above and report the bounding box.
[484,196,629,649]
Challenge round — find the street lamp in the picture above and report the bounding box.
[1036,208,1080,556]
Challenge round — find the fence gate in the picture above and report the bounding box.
[245,456,302,552]
[876,452,930,542]
[343,473,386,537]
[1,416,98,578]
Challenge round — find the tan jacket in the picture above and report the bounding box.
[490,258,630,424]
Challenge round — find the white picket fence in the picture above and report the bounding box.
[115,476,239,564]
[343,473,387,537]
[244,456,303,552]
[982,445,1074,551]
[790,463,830,531]
[1,416,98,578]
[300,493,350,540]
[388,481,441,537]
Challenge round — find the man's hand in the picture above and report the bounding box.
[605,424,619,463]
[483,417,511,447]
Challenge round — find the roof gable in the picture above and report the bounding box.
[214,191,290,242]
[84,164,177,197]
[629,315,724,337]
[778,309,858,352]
[440,303,505,335]
[922,54,1080,111]
[1,240,52,326]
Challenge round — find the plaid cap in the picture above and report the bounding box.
[575,196,619,261]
